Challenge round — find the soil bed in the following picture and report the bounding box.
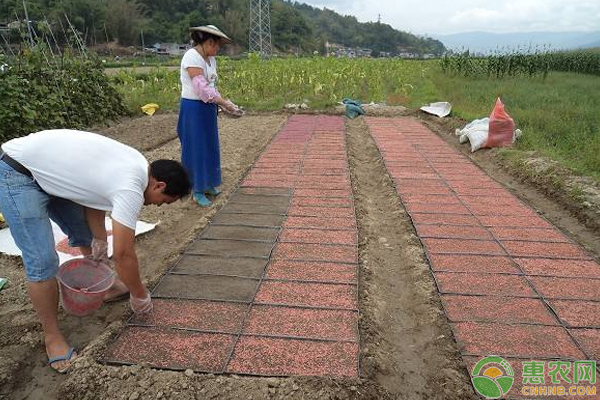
[0,109,597,399]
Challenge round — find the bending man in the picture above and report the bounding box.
[0,129,191,373]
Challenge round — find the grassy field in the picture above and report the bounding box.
[412,69,600,180]
[111,57,600,180]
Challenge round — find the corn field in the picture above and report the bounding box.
[111,56,430,111]
[219,55,424,104]
[440,49,600,78]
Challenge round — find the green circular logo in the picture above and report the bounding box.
[471,356,514,399]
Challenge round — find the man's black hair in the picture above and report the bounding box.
[149,159,191,198]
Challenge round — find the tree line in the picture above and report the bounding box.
[1,0,445,55]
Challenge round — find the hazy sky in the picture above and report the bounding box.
[299,0,600,35]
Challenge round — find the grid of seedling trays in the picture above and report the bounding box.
[104,115,360,377]
[367,117,600,393]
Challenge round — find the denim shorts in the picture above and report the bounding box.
[0,160,92,281]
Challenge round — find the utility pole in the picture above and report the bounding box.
[103,22,109,43]
[22,0,34,46]
[248,0,272,58]
[140,29,145,64]
[378,14,381,24]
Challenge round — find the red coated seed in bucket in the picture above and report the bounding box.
[56,258,115,317]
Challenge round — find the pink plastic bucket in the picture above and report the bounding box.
[57,258,115,317]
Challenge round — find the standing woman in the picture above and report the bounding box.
[178,25,239,206]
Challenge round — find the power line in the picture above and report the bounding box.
[248,0,272,58]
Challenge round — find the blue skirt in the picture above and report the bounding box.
[177,98,222,192]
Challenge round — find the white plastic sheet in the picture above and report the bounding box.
[0,217,157,264]
[420,102,452,118]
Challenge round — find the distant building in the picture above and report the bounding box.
[397,52,418,58]
[325,41,342,56]
[356,48,372,57]
[325,41,372,58]
[152,43,190,56]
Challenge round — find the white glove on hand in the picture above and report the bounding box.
[89,238,109,265]
[130,291,153,314]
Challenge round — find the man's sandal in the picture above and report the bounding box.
[48,347,77,374]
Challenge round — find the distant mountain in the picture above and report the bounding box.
[585,41,600,50]
[290,2,446,55]
[433,31,600,54]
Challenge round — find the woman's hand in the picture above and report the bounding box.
[222,99,238,112]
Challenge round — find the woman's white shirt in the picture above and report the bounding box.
[180,48,217,100]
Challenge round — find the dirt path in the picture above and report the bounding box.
[1,110,598,400]
[346,117,477,399]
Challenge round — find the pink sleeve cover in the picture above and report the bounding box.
[192,74,221,103]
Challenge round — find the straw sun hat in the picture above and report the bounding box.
[189,25,232,44]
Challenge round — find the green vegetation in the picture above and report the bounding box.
[221,56,427,108]
[412,69,600,180]
[1,0,444,56]
[434,49,600,178]
[290,3,444,55]
[111,67,181,114]
[441,49,600,78]
[102,56,180,69]
[114,55,599,180]
[546,50,600,75]
[0,47,127,141]
[1,38,596,181]
[112,56,425,112]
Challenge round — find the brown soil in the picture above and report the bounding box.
[0,108,598,400]
[346,118,477,399]
[91,43,139,57]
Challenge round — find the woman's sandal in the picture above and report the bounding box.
[206,186,221,196]
[194,192,212,207]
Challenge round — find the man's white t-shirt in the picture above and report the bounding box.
[2,129,148,230]
[180,48,218,100]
